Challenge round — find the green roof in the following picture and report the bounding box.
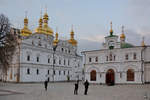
[121,43,134,48]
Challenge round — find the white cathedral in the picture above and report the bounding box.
[1,12,82,82]
[82,22,150,85]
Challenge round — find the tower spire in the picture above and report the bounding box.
[141,37,145,47]
[42,7,53,35]
[68,25,77,46]
[24,11,28,26]
[122,25,124,34]
[120,25,126,42]
[25,11,28,18]
[53,27,59,45]
[35,10,43,33]
[20,11,32,36]
[110,21,113,36]
[70,24,74,39]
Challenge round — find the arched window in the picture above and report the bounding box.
[37,69,39,75]
[106,56,108,61]
[89,57,92,62]
[59,59,61,65]
[95,57,98,62]
[133,53,136,60]
[37,57,39,62]
[90,70,96,81]
[61,48,64,52]
[27,55,30,61]
[127,69,134,81]
[48,58,50,63]
[125,54,129,60]
[109,54,112,61]
[27,68,30,74]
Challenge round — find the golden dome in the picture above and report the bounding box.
[21,17,32,36]
[68,26,77,46]
[35,17,43,33]
[43,13,48,20]
[43,12,53,35]
[120,26,125,39]
[120,33,125,38]
[68,39,77,46]
[53,32,59,45]
[141,41,145,47]
[141,37,145,47]
[24,18,28,24]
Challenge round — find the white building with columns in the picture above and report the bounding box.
[3,12,82,82]
[82,23,150,84]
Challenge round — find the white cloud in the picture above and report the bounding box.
[80,34,104,43]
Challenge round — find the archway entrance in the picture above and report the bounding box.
[106,69,115,85]
[90,70,96,81]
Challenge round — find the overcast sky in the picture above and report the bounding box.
[0,0,150,53]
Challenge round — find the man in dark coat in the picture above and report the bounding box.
[44,80,48,91]
[74,80,79,95]
[84,80,89,95]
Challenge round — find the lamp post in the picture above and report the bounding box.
[52,45,57,82]
[144,93,150,100]
[17,34,21,83]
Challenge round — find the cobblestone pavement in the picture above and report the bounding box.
[0,82,150,100]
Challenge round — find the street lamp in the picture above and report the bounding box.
[144,93,150,100]
[17,35,21,83]
[52,45,57,82]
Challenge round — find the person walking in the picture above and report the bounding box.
[74,80,79,95]
[84,80,89,95]
[44,80,48,91]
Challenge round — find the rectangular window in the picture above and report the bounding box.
[68,71,69,75]
[53,70,55,75]
[48,58,50,63]
[64,59,66,65]
[37,69,39,75]
[68,50,70,53]
[27,68,30,74]
[27,55,30,61]
[114,55,116,61]
[125,54,128,60]
[59,60,61,65]
[64,70,65,75]
[120,73,122,78]
[59,71,61,75]
[61,48,64,52]
[133,53,136,60]
[109,54,112,61]
[68,60,70,66]
[100,73,101,78]
[37,57,39,62]
[54,59,56,64]
[106,56,108,61]
[95,57,98,62]
[89,57,92,62]
[48,70,49,75]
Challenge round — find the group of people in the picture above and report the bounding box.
[44,79,89,95]
[74,80,89,95]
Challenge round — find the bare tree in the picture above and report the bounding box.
[0,14,18,80]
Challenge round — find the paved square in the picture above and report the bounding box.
[0,82,150,100]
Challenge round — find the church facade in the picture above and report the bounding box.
[82,23,150,84]
[2,11,82,82]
